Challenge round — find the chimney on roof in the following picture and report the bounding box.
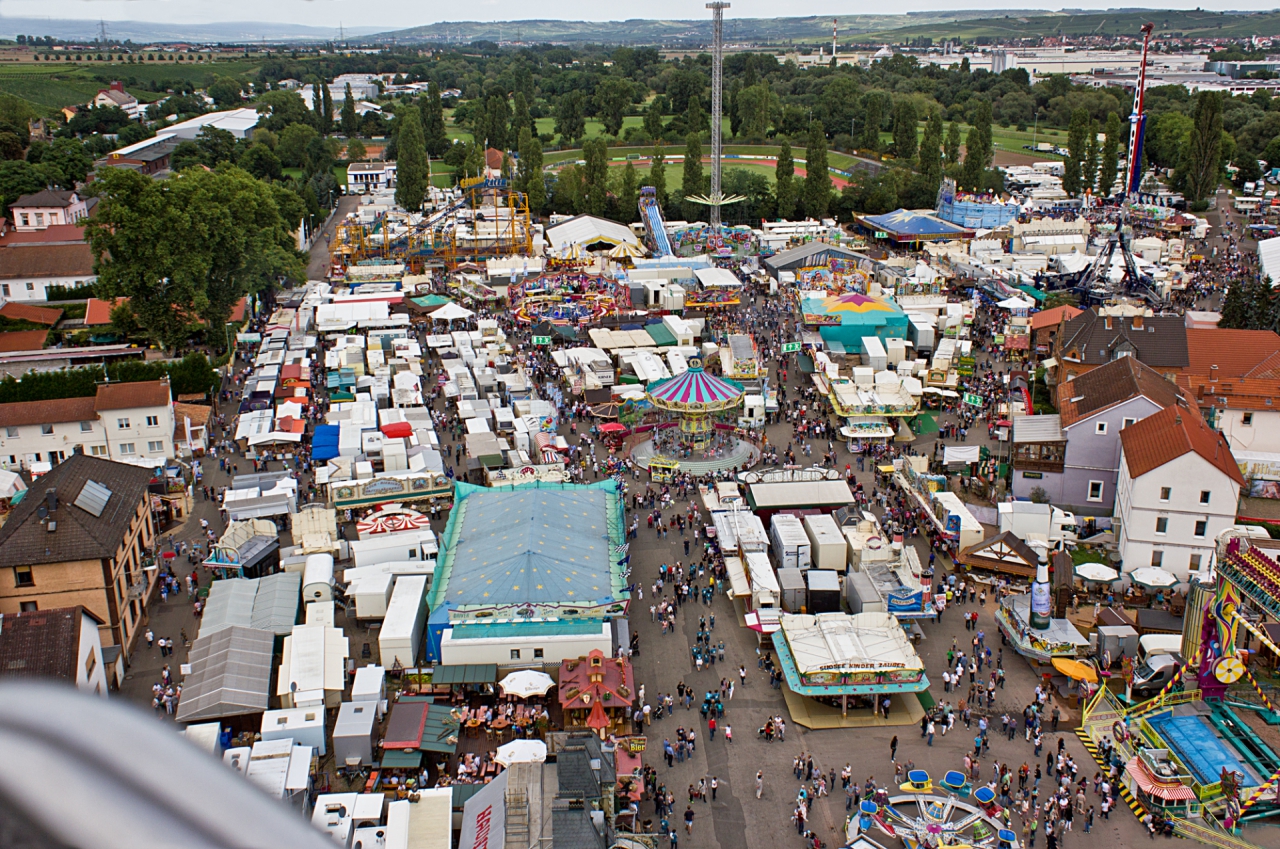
[46,488,56,516]
[1175,413,1182,425]
[1132,315,1143,330]
[110,80,123,92]
[1104,316,1113,331]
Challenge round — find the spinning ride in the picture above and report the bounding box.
[644,357,744,452]
[848,770,1020,849]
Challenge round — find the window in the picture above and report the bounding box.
[147,441,163,453]
[1088,481,1104,502]
[534,648,544,659]
[145,416,159,427]
[1095,422,1108,435]
[19,601,37,612]
[510,649,521,660]
[18,214,27,227]
[33,213,43,226]
[1160,487,1171,502]
[1123,417,1136,428]
[1200,491,1211,505]
[1190,554,1203,571]
[119,443,135,455]
[0,285,8,297]
[1155,517,1168,534]
[40,425,53,435]
[14,566,33,587]
[84,650,96,678]
[4,428,15,438]
[25,283,33,292]
[1151,550,1164,567]
[90,445,107,456]
[1194,520,1208,538]
[1243,412,1255,426]
[80,421,93,432]
[117,418,130,429]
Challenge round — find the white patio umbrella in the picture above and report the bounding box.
[429,302,474,323]
[997,296,1033,310]
[495,739,548,766]
[1075,562,1119,583]
[498,669,556,698]
[1129,566,1179,589]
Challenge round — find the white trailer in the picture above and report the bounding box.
[802,514,846,571]
[770,514,812,571]
[379,575,428,669]
[302,553,335,603]
[347,528,438,569]
[860,336,888,371]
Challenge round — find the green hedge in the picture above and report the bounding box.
[44,284,96,301]
[0,352,219,404]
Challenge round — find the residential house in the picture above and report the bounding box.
[0,379,175,471]
[9,190,95,231]
[0,606,108,695]
[93,81,140,120]
[1049,306,1188,385]
[1015,357,1192,510]
[483,148,511,179]
[1115,406,1244,580]
[0,330,50,353]
[1030,305,1082,356]
[1182,327,1280,380]
[0,455,158,654]
[346,162,396,193]
[0,220,94,300]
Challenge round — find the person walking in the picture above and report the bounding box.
[684,806,695,834]
[756,771,764,799]
[890,735,898,762]
[710,776,718,801]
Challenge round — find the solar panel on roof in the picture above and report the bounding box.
[74,479,113,517]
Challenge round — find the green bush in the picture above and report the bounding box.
[45,283,96,301]
[0,352,219,404]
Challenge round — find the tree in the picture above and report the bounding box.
[891,99,918,164]
[648,145,668,212]
[207,77,243,107]
[277,122,319,168]
[85,167,304,352]
[644,97,666,139]
[736,82,773,139]
[0,160,50,218]
[555,91,586,145]
[511,91,532,142]
[523,132,546,218]
[553,164,585,215]
[28,137,91,188]
[617,162,639,223]
[1063,107,1089,197]
[480,92,510,151]
[340,83,358,136]
[311,83,323,126]
[1183,90,1224,203]
[859,93,884,152]
[680,132,704,220]
[1099,111,1123,197]
[1083,120,1100,195]
[241,143,282,181]
[686,94,707,135]
[595,78,632,137]
[170,141,203,172]
[195,126,236,167]
[254,90,310,132]
[394,109,428,212]
[775,139,797,219]
[420,83,450,157]
[945,121,962,166]
[1220,278,1252,329]
[919,111,944,190]
[345,138,366,162]
[583,137,609,216]
[320,85,334,133]
[803,121,831,219]
[961,101,993,190]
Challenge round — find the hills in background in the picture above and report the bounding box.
[0,17,382,43]
[0,8,1277,46]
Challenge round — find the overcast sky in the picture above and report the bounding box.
[4,0,1279,28]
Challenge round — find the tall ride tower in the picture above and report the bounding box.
[707,1,729,229]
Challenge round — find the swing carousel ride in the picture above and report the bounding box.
[629,357,759,474]
[848,769,1020,849]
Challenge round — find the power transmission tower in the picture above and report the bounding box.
[99,19,108,44]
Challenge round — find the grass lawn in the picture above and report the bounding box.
[543,144,862,177]
[283,164,351,186]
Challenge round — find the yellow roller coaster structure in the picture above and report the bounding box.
[328,177,533,278]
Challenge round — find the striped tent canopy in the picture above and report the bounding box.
[645,359,743,412]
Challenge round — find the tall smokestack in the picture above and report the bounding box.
[832,19,838,60]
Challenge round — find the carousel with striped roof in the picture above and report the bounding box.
[630,356,759,474]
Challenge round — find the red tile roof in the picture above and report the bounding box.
[0,224,85,247]
[0,396,97,428]
[84,297,127,327]
[0,330,50,352]
[0,243,95,280]
[1184,328,1280,378]
[94,379,171,412]
[1056,356,1189,426]
[1120,405,1244,485]
[0,302,62,325]
[0,606,103,684]
[1030,305,1082,331]
[1177,374,1280,412]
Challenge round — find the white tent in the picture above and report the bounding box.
[430,303,475,323]
[996,296,1033,310]
[0,469,26,500]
